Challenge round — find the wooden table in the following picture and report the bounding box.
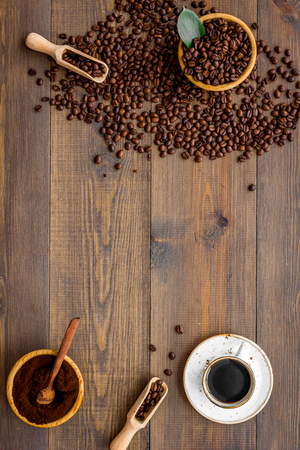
[1,0,299,449]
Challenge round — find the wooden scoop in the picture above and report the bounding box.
[36,317,80,405]
[110,377,168,450]
[25,33,108,83]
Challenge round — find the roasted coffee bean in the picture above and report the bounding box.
[164,369,172,376]
[176,325,184,334]
[28,68,37,76]
[117,150,124,158]
[94,155,102,164]
[59,33,67,39]
[274,90,281,98]
[37,78,43,85]
[35,105,42,112]
[249,184,256,191]
[41,97,49,102]
[252,23,259,29]
[149,344,157,352]
[135,379,163,420]
[115,163,122,170]
[30,0,300,167]
[169,352,175,360]
[278,85,285,92]
[63,51,106,78]
[285,49,291,56]
[182,19,252,86]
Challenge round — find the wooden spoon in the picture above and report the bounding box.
[110,377,168,450]
[36,317,80,405]
[25,33,108,84]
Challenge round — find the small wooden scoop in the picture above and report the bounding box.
[36,317,80,405]
[25,33,108,83]
[110,377,168,450]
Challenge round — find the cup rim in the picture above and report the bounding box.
[202,356,255,409]
[6,349,84,428]
[178,13,257,91]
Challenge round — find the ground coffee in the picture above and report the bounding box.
[12,355,79,425]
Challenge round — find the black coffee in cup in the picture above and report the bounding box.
[207,358,251,403]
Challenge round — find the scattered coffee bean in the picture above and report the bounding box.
[94,155,102,164]
[274,90,281,98]
[169,352,175,360]
[28,68,37,76]
[115,163,122,170]
[59,33,67,39]
[28,2,300,168]
[149,344,157,352]
[41,97,49,102]
[164,369,172,376]
[285,49,291,56]
[37,78,43,86]
[252,23,259,29]
[35,105,42,112]
[249,184,256,191]
[176,325,184,334]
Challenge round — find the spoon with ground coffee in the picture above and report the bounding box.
[36,317,80,405]
[25,33,108,83]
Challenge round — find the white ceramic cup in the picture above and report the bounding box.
[202,356,255,409]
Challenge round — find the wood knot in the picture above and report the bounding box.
[218,217,229,228]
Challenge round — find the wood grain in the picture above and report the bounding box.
[0,0,50,448]
[257,1,300,449]
[2,0,300,449]
[150,1,257,448]
[49,2,150,449]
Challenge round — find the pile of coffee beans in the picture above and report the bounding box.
[135,380,164,420]
[30,1,300,169]
[62,50,106,78]
[182,19,252,86]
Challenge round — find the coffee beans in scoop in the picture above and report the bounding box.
[135,380,164,420]
[182,19,252,86]
[62,51,106,78]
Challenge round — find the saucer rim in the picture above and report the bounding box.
[183,333,274,424]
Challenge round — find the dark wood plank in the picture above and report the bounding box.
[49,2,150,449]
[257,1,300,449]
[150,1,257,448]
[0,1,50,449]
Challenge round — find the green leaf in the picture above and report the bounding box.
[177,7,206,49]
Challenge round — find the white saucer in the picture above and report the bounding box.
[183,334,273,424]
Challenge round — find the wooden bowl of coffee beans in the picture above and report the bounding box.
[178,13,257,91]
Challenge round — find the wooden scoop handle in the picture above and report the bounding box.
[47,318,80,390]
[110,419,138,450]
[25,33,60,59]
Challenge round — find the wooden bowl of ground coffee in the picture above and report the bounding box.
[178,13,257,92]
[6,349,84,428]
